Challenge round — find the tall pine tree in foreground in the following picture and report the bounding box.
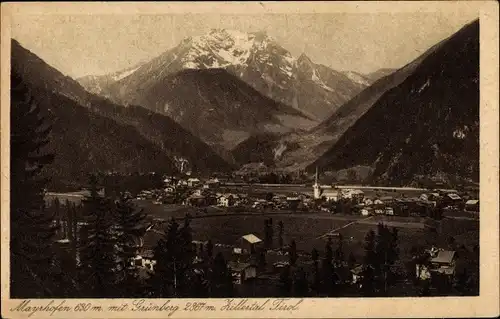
[289,240,298,265]
[150,218,185,297]
[311,248,321,294]
[293,267,309,296]
[209,252,234,297]
[361,229,377,296]
[114,192,147,297]
[177,215,196,296]
[321,238,336,296]
[278,265,292,297]
[10,71,56,297]
[79,175,118,297]
[374,223,399,295]
[278,220,284,249]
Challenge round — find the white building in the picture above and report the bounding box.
[313,167,321,199]
[187,178,201,187]
[131,256,157,272]
[218,194,235,207]
[313,167,339,201]
[360,208,372,216]
[340,189,365,200]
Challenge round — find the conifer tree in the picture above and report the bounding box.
[177,215,196,296]
[278,220,284,249]
[311,248,321,293]
[269,218,274,248]
[348,252,357,268]
[191,270,209,297]
[322,239,335,295]
[361,229,377,296]
[289,240,298,265]
[335,233,345,266]
[258,251,267,270]
[206,239,214,259]
[279,265,292,297]
[293,267,309,296]
[114,192,147,297]
[374,224,399,294]
[79,175,118,297]
[263,219,271,249]
[52,198,62,237]
[150,218,181,297]
[10,71,57,297]
[209,252,234,297]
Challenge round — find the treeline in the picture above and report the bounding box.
[9,71,233,298]
[19,176,238,298]
[273,224,400,297]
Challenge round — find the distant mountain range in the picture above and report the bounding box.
[233,20,479,186]
[11,39,233,184]
[77,29,372,141]
[309,19,479,185]
[11,19,479,187]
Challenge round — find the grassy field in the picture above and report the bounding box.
[46,193,479,268]
[130,199,479,265]
[220,184,427,198]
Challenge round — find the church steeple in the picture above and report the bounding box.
[315,166,318,185]
[313,166,321,199]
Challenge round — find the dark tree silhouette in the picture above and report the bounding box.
[361,230,377,296]
[151,216,196,297]
[374,224,399,294]
[293,267,309,296]
[10,71,57,297]
[311,248,321,294]
[177,215,196,296]
[335,233,345,266]
[258,252,267,270]
[114,192,147,297]
[322,239,335,295]
[206,239,214,259]
[269,218,274,248]
[209,252,234,297]
[289,240,298,265]
[279,265,292,297]
[78,175,118,297]
[278,220,284,249]
[348,252,357,268]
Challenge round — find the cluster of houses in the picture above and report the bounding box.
[131,173,480,219]
[353,190,479,217]
[415,247,458,281]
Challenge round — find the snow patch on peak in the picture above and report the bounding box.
[343,71,370,86]
[312,68,333,92]
[181,29,258,68]
[111,67,140,81]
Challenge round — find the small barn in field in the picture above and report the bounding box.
[465,199,479,212]
[238,234,263,254]
[228,261,257,284]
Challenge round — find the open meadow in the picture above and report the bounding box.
[133,200,479,265]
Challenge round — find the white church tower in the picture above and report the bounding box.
[313,166,321,199]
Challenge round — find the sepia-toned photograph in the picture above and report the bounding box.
[1,1,499,318]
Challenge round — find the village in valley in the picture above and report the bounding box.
[9,7,482,300]
[45,167,480,297]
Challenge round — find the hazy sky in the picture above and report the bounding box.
[12,12,478,78]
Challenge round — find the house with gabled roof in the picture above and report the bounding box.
[465,199,479,212]
[415,247,457,280]
[238,234,263,254]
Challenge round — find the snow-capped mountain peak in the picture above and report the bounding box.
[342,71,371,86]
[77,28,368,121]
[179,29,280,69]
